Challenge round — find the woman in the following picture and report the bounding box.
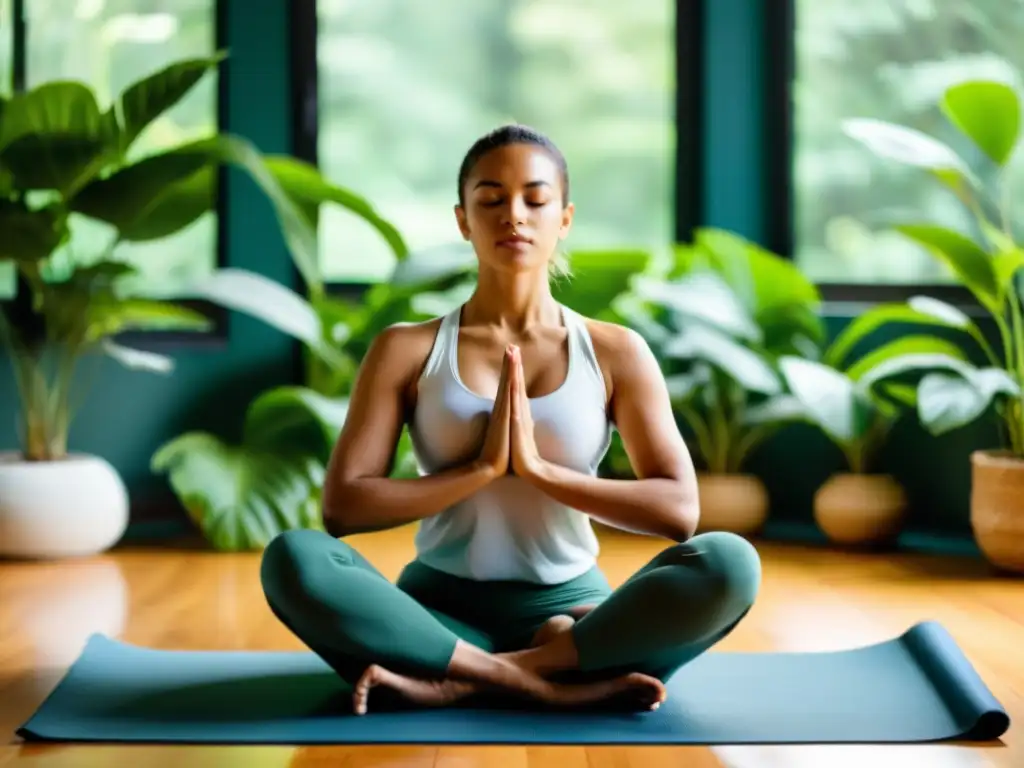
[260,125,762,716]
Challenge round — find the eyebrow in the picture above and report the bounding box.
[473,180,552,190]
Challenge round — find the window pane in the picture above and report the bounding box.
[0,0,14,299]
[23,0,218,298]
[316,0,674,282]
[793,1,1024,284]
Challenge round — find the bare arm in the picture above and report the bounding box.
[321,325,510,538]
[522,325,700,541]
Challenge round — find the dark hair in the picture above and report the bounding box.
[456,124,570,209]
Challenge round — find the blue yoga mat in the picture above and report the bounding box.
[17,621,1009,745]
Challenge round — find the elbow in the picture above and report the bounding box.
[667,480,700,542]
[321,479,356,538]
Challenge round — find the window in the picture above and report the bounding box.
[1,0,219,301]
[312,0,677,283]
[791,0,1024,286]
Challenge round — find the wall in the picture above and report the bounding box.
[0,1,298,537]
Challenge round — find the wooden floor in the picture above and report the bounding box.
[1,524,1021,767]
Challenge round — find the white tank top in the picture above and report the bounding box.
[408,303,613,584]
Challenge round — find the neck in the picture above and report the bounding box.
[464,265,558,330]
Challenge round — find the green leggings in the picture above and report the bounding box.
[260,528,761,686]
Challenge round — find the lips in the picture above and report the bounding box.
[496,234,532,248]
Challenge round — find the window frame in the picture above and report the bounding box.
[290,0,704,302]
[764,0,981,312]
[1,0,231,349]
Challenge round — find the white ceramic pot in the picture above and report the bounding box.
[0,452,129,559]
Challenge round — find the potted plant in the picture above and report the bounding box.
[625,228,825,535]
[0,55,375,559]
[840,78,1024,571]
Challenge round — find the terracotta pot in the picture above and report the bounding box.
[971,450,1024,574]
[813,473,907,547]
[695,473,768,536]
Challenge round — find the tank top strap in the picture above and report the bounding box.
[419,305,461,380]
[560,304,607,394]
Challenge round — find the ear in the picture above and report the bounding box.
[558,201,575,240]
[454,204,471,240]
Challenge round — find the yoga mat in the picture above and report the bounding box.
[17,621,1009,745]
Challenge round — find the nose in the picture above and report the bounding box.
[501,195,529,226]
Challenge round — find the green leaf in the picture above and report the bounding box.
[0,202,69,263]
[85,299,213,342]
[906,295,973,328]
[856,352,980,398]
[151,387,349,551]
[741,393,807,426]
[0,81,115,193]
[842,118,976,181]
[665,364,713,402]
[845,335,970,381]
[69,147,211,237]
[633,272,762,342]
[993,248,1024,298]
[663,323,780,395]
[940,80,1020,167]
[893,224,999,309]
[918,367,1020,435]
[778,356,873,444]
[551,248,651,318]
[262,155,409,262]
[186,268,344,369]
[116,53,226,151]
[101,339,175,373]
[825,302,968,368]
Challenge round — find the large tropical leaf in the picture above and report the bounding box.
[186,268,345,370]
[893,224,999,310]
[0,201,69,263]
[940,80,1020,167]
[841,117,977,189]
[633,271,762,342]
[151,387,349,551]
[71,135,321,287]
[826,299,978,369]
[262,155,409,262]
[551,248,651,318]
[0,81,116,194]
[84,298,213,342]
[778,356,875,445]
[917,367,1020,435]
[845,335,970,381]
[663,322,780,395]
[115,53,226,151]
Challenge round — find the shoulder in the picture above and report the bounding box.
[361,315,445,384]
[581,318,660,397]
[583,318,655,372]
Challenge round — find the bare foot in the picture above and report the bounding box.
[351,663,666,715]
[530,615,576,647]
[546,672,667,712]
[352,664,476,715]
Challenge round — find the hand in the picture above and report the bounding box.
[478,345,514,477]
[510,346,542,478]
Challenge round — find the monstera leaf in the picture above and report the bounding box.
[152,387,349,551]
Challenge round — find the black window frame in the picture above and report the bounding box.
[1,0,231,348]
[289,0,705,303]
[764,0,982,313]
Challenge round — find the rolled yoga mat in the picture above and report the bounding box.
[17,621,1009,745]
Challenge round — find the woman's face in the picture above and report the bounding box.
[455,143,574,275]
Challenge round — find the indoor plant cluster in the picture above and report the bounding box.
[0,54,400,558]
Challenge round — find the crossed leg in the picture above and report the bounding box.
[260,528,668,714]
